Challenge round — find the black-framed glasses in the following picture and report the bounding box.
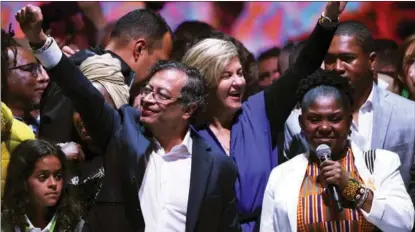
[9,63,42,77]
[140,85,182,105]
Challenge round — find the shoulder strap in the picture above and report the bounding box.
[364,149,376,174]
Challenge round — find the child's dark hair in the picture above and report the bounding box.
[2,139,82,231]
[296,69,355,111]
[1,24,21,102]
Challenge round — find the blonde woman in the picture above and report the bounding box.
[182,2,348,231]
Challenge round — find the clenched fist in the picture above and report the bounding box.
[324,1,348,20]
[318,160,349,193]
[15,4,47,44]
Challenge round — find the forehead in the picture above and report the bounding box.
[258,57,279,70]
[328,35,364,55]
[33,155,62,172]
[223,57,242,71]
[8,47,37,66]
[149,69,187,92]
[304,95,344,112]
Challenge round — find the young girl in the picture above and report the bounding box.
[2,139,84,232]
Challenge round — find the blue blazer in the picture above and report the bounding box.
[46,54,240,232]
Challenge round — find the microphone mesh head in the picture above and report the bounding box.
[316,144,331,160]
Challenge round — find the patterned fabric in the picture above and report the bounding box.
[297,148,376,232]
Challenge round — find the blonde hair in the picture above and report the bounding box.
[182,38,238,88]
[397,34,415,83]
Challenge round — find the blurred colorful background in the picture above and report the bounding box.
[2,1,415,57]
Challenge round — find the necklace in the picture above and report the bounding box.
[210,125,231,156]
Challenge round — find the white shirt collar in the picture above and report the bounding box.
[153,129,193,161]
[360,83,376,113]
[18,214,57,232]
[175,128,193,155]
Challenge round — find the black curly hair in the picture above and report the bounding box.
[2,139,83,231]
[296,69,355,111]
[1,24,21,103]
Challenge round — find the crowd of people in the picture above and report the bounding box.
[1,1,415,232]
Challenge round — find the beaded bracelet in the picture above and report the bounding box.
[342,178,361,201]
[355,186,370,208]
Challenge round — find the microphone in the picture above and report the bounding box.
[316,144,343,212]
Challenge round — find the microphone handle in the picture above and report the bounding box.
[319,155,343,211]
[328,184,343,212]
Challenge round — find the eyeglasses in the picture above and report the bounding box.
[9,63,42,77]
[140,85,182,105]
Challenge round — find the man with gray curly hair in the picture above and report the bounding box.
[16,5,240,232]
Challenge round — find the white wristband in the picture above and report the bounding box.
[34,37,63,69]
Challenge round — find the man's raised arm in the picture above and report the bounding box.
[16,4,120,152]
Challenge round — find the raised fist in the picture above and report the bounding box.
[324,1,348,20]
[15,4,47,44]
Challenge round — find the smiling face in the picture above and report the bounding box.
[27,155,63,208]
[7,47,49,108]
[299,95,352,157]
[214,56,246,114]
[139,69,188,129]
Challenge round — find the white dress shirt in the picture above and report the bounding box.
[351,83,375,151]
[139,129,193,232]
[15,214,56,232]
[33,38,194,232]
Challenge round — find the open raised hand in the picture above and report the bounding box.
[15,4,47,44]
[324,1,348,20]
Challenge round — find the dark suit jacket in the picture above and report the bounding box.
[46,54,240,232]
